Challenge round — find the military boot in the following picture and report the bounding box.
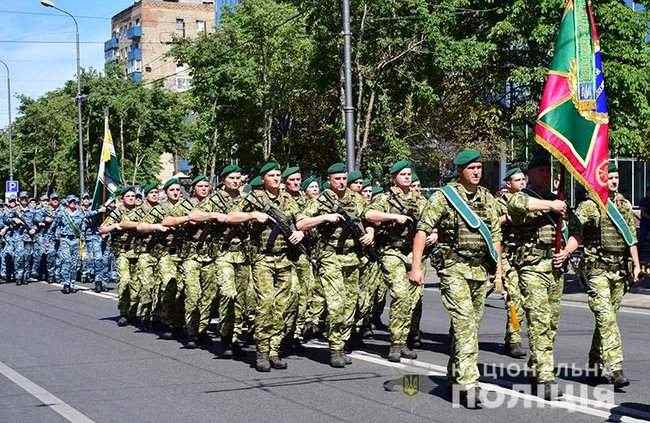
[388,344,417,363]
[255,352,271,372]
[457,386,483,409]
[344,354,352,365]
[117,317,129,327]
[62,284,71,294]
[541,382,564,401]
[269,355,288,369]
[94,281,103,293]
[505,342,527,358]
[609,370,630,389]
[330,350,346,368]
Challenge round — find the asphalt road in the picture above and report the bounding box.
[0,280,649,423]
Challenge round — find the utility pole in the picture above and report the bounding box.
[342,0,356,172]
[0,59,13,180]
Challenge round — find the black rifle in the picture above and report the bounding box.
[318,192,381,264]
[387,192,438,261]
[245,193,318,268]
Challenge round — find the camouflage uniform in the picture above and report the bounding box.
[497,193,526,345]
[307,188,367,353]
[134,200,164,325]
[102,205,147,320]
[417,182,501,389]
[367,187,427,348]
[508,192,563,384]
[242,189,302,359]
[210,188,253,346]
[571,194,637,375]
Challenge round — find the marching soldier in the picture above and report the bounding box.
[44,193,61,284]
[409,149,502,407]
[100,187,147,326]
[507,153,567,400]
[555,162,641,388]
[241,161,305,371]
[498,167,528,358]
[366,160,428,362]
[30,195,50,282]
[298,162,373,368]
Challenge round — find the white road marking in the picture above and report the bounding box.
[424,287,650,316]
[0,360,95,423]
[307,340,650,422]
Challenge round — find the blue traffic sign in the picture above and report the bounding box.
[5,180,19,194]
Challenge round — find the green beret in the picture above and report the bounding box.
[118,186,136,197]
[191,175,209,186]
[250,175,263,189]
[282,166,300,179]
[503,166,524,181]
[411,172,420,183]
[220,163,242,177]
[162,177,181,191]
[608,161,618,173]
[389,159,412,175]
[259,161,280,177]
[453,149,481,167]
[527,149,551,170]
[362,179,372,188]
[300,175,319,191]
[327,162,346,175]
[347,170,363,184]
[321,180,331,191]
[141,180,159,195]
[372,185,384,195]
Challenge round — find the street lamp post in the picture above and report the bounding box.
[41,0,85,195]
[341,0,356,172]
[0,59,13,180]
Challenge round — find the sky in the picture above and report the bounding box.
[0,0,136,126]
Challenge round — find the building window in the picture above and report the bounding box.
[196,20,206,34]
[176,18,185,38]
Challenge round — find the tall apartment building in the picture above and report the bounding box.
[104,0,215,92]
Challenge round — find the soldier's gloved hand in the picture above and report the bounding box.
[393,214,412,225]
[553,249,570,268]
[289,230,304,245]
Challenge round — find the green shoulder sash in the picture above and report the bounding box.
[439,185,498,264]
[606,199,636,247]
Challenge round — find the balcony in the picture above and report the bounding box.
[129,71,142,83]
[127,47,142,62]
[104,37,118,52]
[126,25,142,39]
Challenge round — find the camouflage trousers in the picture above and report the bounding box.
[585,268,626,374]
[318,251,359,351]
[158,253,185,330]
[439,263,489,390]
[517,260,563,383]
[58,238,80,287]
[136,253,159,323]
[116,253,140,319]
[181,253,220,336]
[285,255,314,341]
[382,252,423,346]
[251,254,294,356]
[217,252,255,343]
[503,258,525,344]
[306,269,326,328]
[355,257,382,331]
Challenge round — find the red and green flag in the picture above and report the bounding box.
[534,0,610,207]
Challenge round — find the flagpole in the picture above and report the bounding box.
[555,167,566,254]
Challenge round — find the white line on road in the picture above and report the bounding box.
[0,360,95,423]
[306,341,650,422]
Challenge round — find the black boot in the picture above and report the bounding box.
[62,284,71,294]
[117,317,128,327]
[330,350,346,368]
[609,370,630,389]
[541,382,564,401]
[94,281,103,293]
[505,342,527,358]
[388,344,417,362]
[457,386,482,409]
[255,352,271,372]
[269,355,288,369]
